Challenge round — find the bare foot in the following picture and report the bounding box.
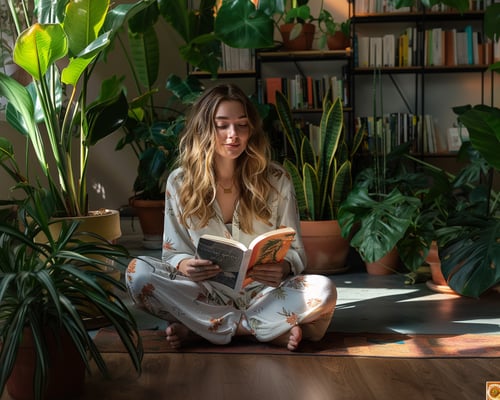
[271,325,303,351]
[165,322,196,349]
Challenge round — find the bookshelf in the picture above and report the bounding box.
[350,3,493,158]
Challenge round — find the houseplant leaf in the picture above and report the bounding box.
[439,215,500,297]
[456,105,500,171]
[339,187,421,263]
[215,0,275,48]
[13,23,68,81]
[63,0,109,56]
[283,159,307,219]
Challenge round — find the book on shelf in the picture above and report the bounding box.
[265,77,283,105]
[195,227,296,293]
[382,34,395,67]
[357,35,370,67]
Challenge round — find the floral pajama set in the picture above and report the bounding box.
[126,164,337,344]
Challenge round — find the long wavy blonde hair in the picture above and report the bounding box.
[178,84,274,233]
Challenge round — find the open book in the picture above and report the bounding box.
[195,226,296,293]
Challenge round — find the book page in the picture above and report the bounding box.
[196,237,248,291]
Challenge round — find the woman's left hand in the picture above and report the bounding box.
[249,261,291,287]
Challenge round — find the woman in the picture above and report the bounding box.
[126,84,337,351]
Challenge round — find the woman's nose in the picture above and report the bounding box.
[227,124,237,137]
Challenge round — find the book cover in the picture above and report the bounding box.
[196,227,296,293]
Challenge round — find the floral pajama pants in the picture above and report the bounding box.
[126,256,337,345]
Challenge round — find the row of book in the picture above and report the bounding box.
[424,26,497,66]
[355,26,499,68]
[355,113,459,154]
[258,73,349,110]
[356,28,418,67]
[354,0,498,15]
[220,44,255,71]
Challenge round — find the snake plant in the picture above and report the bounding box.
[276,90,364,221]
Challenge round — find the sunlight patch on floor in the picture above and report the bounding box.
[336,286,420,305]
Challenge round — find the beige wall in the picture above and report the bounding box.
[1,1,498,209]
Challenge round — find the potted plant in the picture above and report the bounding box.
[117,73,204,248]
[0,0,157,218]
[0,191,143,400]
[277,0,317,51]
[214,0,331,52]
[348,144,465,276]
[109,2,205,248]
[316,11,350,51]
[432,106,500,297]
[275,89,364,274]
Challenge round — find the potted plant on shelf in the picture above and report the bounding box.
[0,191,143,400]
[316,12,351,51]
[277,0,317,51]
[215,0,332,52]
[275,89,364,274]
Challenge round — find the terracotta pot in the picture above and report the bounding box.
[365,247,399,275]
[424,241,458,294]
[130,198,165,249]
[301,220,350,275]
[7,328,85,400]
[427,241,447,285]
[327,31,350,50]
[279,23,315,51]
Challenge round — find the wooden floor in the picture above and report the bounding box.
[5,352,493,400]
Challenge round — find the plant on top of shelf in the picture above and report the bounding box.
[215,0,330,50]
[0,0,153,217]
[316,11,350,50]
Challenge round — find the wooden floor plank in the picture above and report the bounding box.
[3,353,492,400]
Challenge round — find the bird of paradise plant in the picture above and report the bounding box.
[0,0,153,217]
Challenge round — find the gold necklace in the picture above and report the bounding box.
[218,181,234,194]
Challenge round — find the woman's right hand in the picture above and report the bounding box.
[178,258,221,282]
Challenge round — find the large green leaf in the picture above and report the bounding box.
[0,74,36,138]
[215,0,275,49]
[61,31,110,86]
[85,91,128,146]
[439,216,500,297]
[165,74,205,104]
[339,187,421,262]
[129,26,159,89]
[13,24,68,81]
[319,97,343,188]
[63,0,109,57]
[457,105,500,171]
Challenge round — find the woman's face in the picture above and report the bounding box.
[214,100,250,161]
